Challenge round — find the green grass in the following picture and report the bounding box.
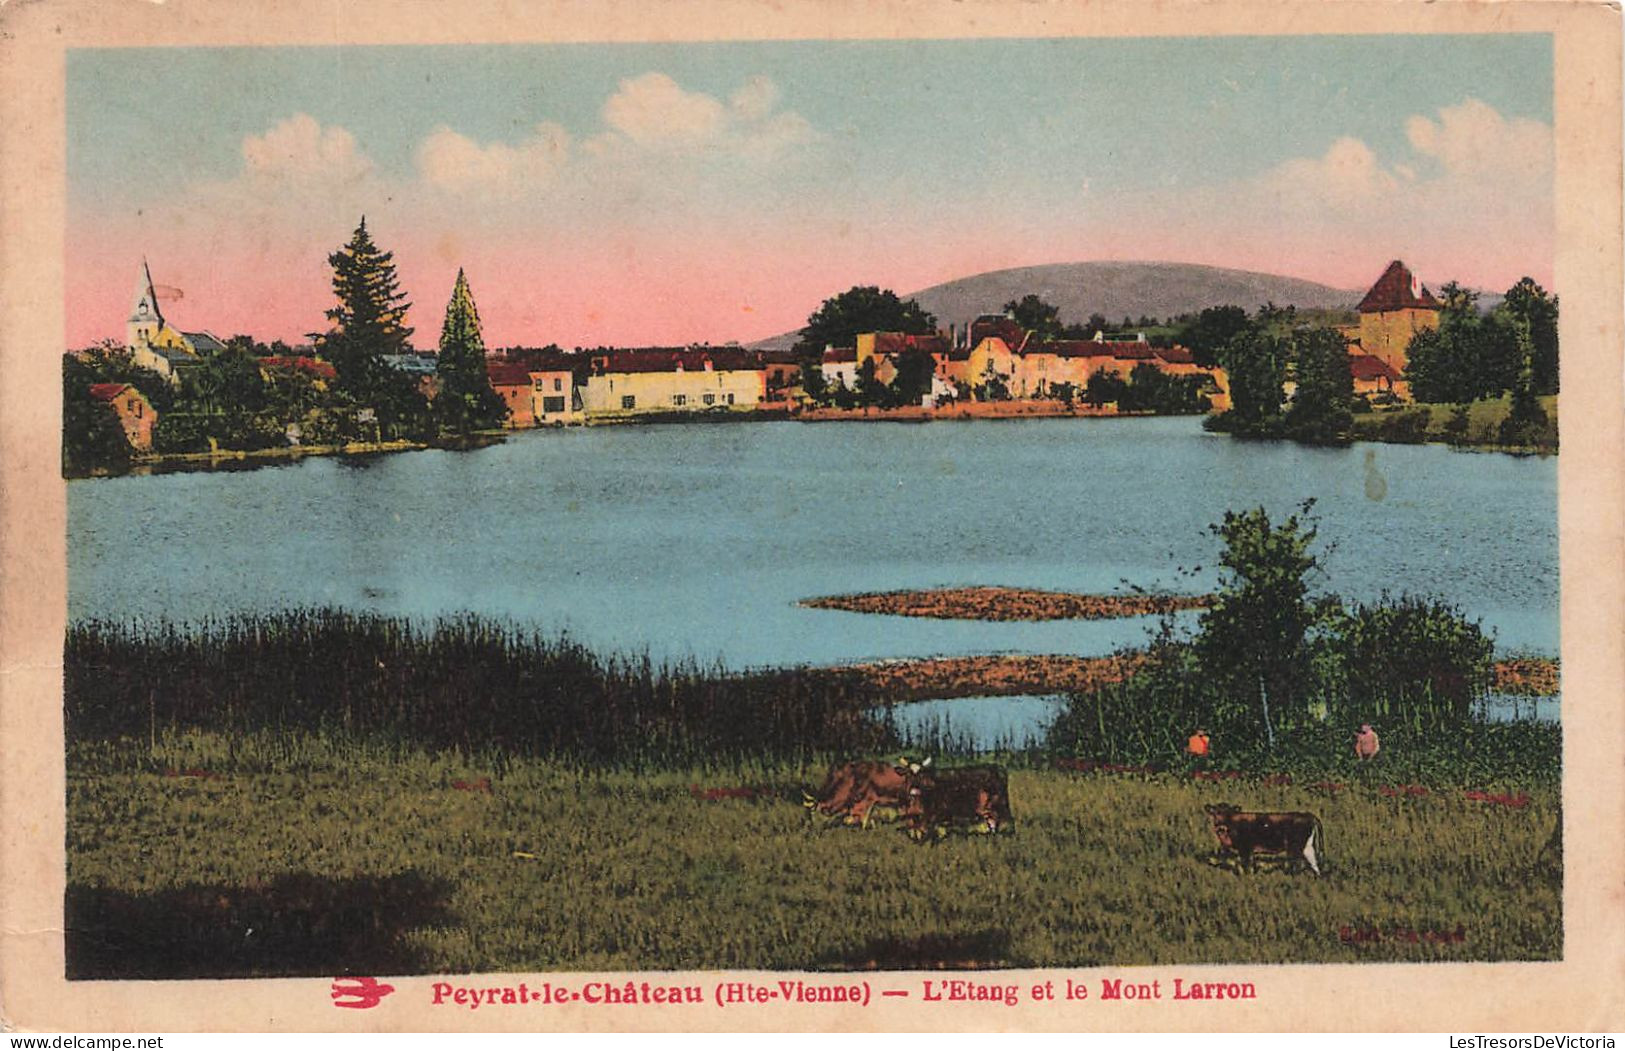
[1352,394,1558,450]
[66,731,1561,977]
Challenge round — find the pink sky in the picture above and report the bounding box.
[66,95,1554,350]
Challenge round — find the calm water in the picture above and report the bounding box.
[68,417,1559,667]
[882,691,1560,753]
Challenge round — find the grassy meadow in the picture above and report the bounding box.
[67,729,1560,978]
[1352,394,1559,451]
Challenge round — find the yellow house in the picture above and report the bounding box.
[126,261,224,382]
[582,348,763,420]
[965,336,1022,399]
[1353,259,1441,374]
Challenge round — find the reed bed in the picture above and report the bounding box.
[67,610,901,770]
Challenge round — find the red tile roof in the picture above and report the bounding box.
[493,349,575,372]
[969,316,1027,350]
[1357,260,1442,313]
[871,332,950,356]
[590,347,760,375]
[822,346,857,364]
[262,356,338,379]
[1153,345,1196,365]
[486,362,540,387]
[1348,353,1402,382]
[88,383,132,402]
[1109,343,1158,361]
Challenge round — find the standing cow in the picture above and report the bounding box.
[1203,803,1324,875]
[803,757,922,828]
[900,763,1015,842]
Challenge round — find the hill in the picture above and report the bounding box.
[750,261,1361,350]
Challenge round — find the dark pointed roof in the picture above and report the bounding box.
[1357,260,1441,313]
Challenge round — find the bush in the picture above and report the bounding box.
[1441,403,1472,445]
[1335,596,1494,730]
[152,413,217,454]
[1374,408,1432,444]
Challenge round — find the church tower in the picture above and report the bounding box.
[127,260,164,350]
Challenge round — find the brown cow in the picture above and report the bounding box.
[900,764,1014,842]
[803,758,920,828]
[1204,803,1323,875]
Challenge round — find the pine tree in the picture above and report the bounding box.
[434,269,507,434]
[320,218,417,412]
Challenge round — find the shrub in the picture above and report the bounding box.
[1375,408,1432,444]
[1335,596,1494,731]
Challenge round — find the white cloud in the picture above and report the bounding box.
[593,72,817,161]
[1256,98,1551,216]
[730,75,780,122]
[1267,136,1397,208]
[416,122,571,195]
[241,113,373,185]
[1082,97,1553,290]
[413,72,819,203]
[1404,97,1552,185]
[602,72,727,148]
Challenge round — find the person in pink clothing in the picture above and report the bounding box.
[1354,723,1381,761]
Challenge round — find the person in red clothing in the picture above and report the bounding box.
[1354,723,1381,761]
[1187,728,1211,758]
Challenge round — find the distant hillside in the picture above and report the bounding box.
[751,261,1362,350]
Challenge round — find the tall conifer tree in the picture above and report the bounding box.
[319,218,429,438]
[322,219,412,392]
[434,269,506,433]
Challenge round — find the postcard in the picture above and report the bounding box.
[2,0,1621,1034]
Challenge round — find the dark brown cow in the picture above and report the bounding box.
[803,758,917,828]
[1203,803,1323,875]
[901,764,1014,842]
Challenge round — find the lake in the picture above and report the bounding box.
[67,416,1559,668]
[879,690,1561,753]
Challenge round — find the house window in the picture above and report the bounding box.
[726,393,735,405]
[553,378,562,391]
[129,399,142,418]
[542,396,566,414]
[703,393,716,406]
[673,394,687,407]
[622,395,636,410]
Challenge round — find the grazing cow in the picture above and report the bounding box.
[901,764,1014,842]
[803,758,920,828]
[1203,803,1323,875]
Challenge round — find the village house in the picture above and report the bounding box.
[1349,352,1407,400]
[820,346,859,390]
[126,261,225,383]
[581,347,764,420]
[965,334,1024,396]
[487,362,541,428]
[1347,259,1441,374]
[753,349,801,408]
[88,383,156,452]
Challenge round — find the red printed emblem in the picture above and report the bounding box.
[331,976,396,1009]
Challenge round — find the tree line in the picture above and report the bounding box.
[64,219,508,475]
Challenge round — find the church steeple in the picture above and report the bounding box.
[129,259,163,326]
[127,261,165,350]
